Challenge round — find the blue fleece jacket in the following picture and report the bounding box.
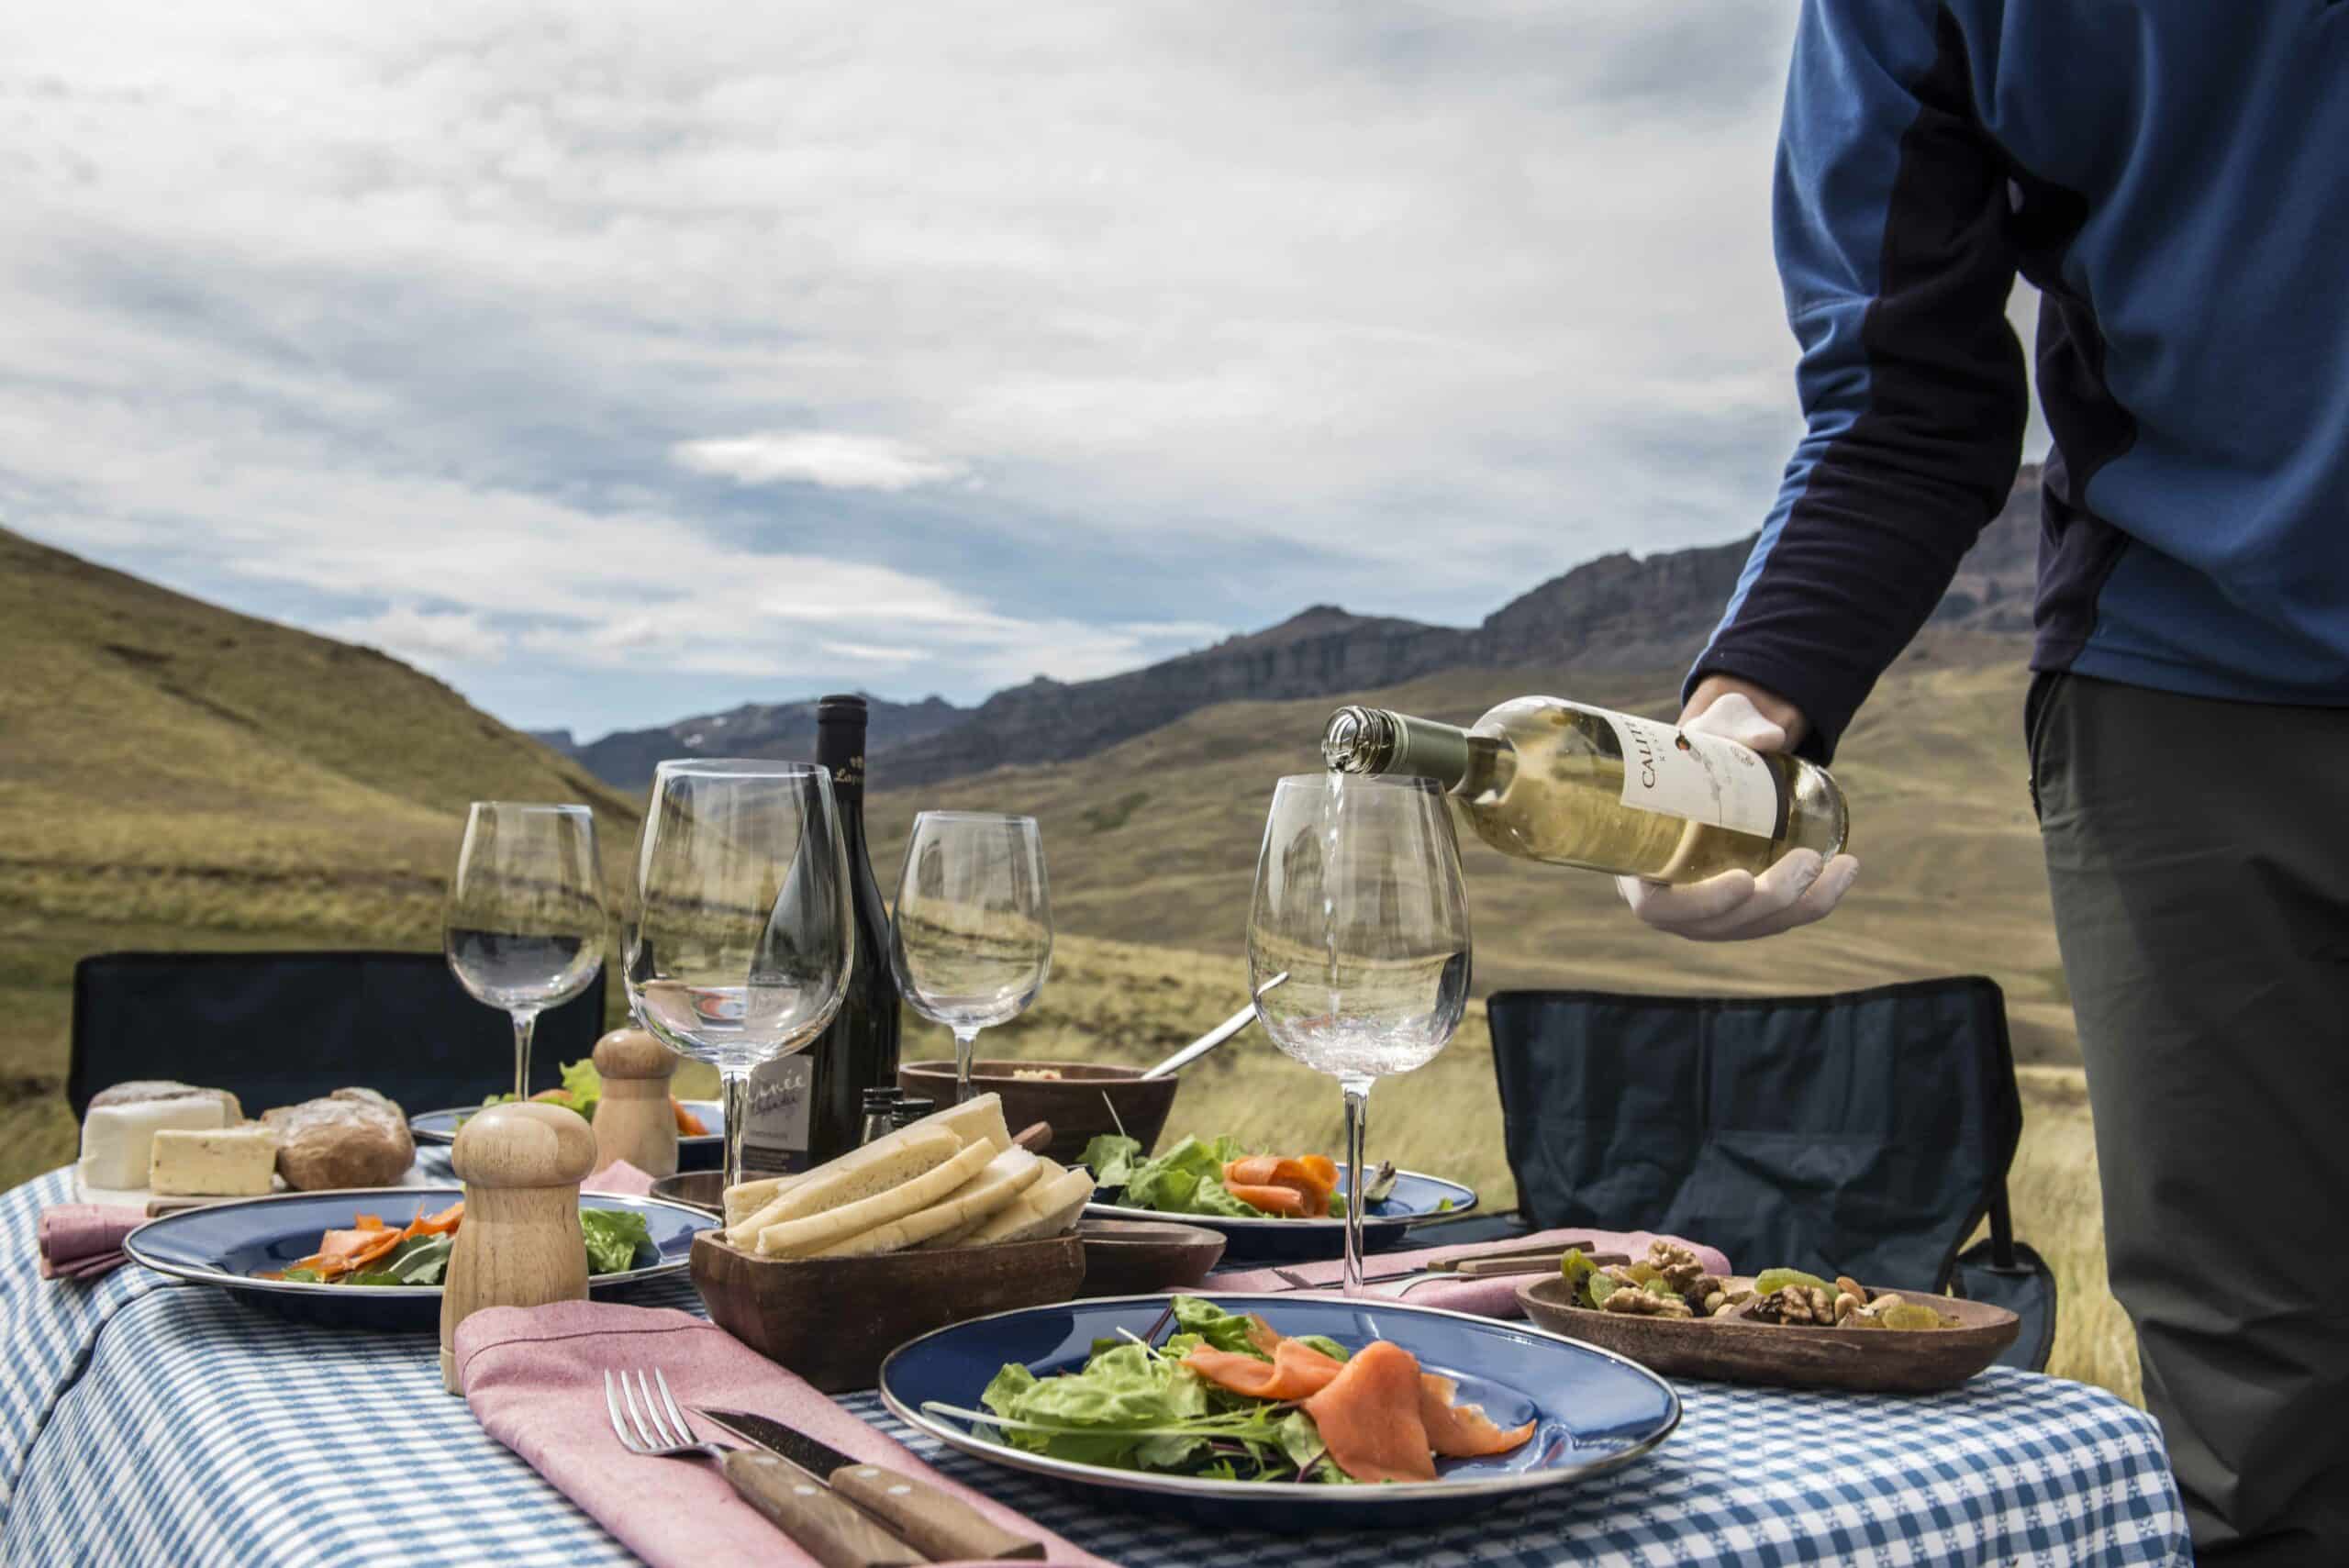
[1692,0,2349,760]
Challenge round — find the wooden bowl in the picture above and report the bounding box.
[896,1060,1178,1165]
[1516,1274,2020,1394]
[691,1229,1087,1393]
[650,1170,723,1213]
[1077,1218,1226,1296]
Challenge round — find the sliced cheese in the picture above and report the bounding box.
[77,1096,229,1191]
[150,1124,279,1196]
[965,1165,1096,1245]
[813,1147,1043,1259]
[919,1156,1064,1249]
[723,1128,960,1250]
[755,1134,1000,1257]
[745,1092,1011,1231]
[722,1173,807,1229]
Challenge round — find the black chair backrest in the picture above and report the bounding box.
[1487,976,2024,1292]
[68,951,607,1121]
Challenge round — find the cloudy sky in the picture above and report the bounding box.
[1,1,2039,739]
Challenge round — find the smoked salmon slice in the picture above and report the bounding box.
[1419,1373,1538,1457]
[1223,1182,1308,1217]
[1183,1338,1348,1401]
[1300,1341,1439,1483]
[1222,1156,1338,1207]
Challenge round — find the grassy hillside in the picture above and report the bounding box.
[0,527,645,1166]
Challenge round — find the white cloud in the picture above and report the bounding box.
[320,605,508,671]
[0,0,1848,732]
[673,431,967,492]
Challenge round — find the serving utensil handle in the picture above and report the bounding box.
[828,1462,1047,1561]
[719,1451,922,1568]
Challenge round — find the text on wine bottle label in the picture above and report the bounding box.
[1605,713,1781,838]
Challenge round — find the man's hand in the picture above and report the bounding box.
[1613,681,1860,941]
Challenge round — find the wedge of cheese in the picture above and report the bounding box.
[811,1147,1043,1259]
[723,1092,1013,1245]
[963,1165,1095,1246]
[78,1096,230,1191]
[754,1134,1002,1258]
[150,1124,280,1196]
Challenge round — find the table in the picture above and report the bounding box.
[0,1169,2189,1566]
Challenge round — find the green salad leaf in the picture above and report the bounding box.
[347,1233,454,1287]
[1081,1134,1143,1187]
[580,1207,652,1274]
[1104,1135,1268,1219]
[472,1059,605,1123]
[963,1299,1342,1481]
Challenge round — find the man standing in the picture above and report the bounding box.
[1619,4,2348,1561]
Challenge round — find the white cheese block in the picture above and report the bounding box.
[150,1124,280,1196]
[77,1097,229,1190]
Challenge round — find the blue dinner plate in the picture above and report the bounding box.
[411,1100,725,1171]
[1084,1169,1478,1264]
[880,1292,1678,1530]
[124,1186,709,1331]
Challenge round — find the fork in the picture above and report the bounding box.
[603,1369,921,1568]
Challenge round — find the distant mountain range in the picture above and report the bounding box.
[551,465,2043,790]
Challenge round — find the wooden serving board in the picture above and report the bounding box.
[80,1162,433,1218]
[1516,1274,2021,1394]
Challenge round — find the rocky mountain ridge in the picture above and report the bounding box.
[561,466,2043,789]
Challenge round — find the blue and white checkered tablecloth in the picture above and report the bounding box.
[0,1168,2189,1566]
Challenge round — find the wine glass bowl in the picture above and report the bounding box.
[1247,773,1471,1294]
[889,811,1052,1103]
[444,802,609,1103]
[625,760,853,1189]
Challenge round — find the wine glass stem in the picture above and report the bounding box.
[510,1010,539,1103]
[720,1068,751,1192]
[952,1027,982,1105]
[1340,1073,1373,1298]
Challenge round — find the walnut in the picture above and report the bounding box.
[1601,1286,1693,1318]
[1752,1284,1839,1326]
[1643,1240,1708,1294]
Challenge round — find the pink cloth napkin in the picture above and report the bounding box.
[456,1301,1108,1568]
[1206,1227,1732,1318]
[39,1204,144,1281]
[584,1160,656,1196]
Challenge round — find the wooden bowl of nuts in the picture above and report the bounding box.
[1515,1241,2020,1393]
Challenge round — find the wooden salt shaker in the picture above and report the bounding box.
[440,1101,596,1394]
[590,1027,680,1179]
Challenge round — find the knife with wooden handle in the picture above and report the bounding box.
[700,1407,1048,1562]
[716,1448,924,1568]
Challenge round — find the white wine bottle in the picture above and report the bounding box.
[1320,697,1849,883]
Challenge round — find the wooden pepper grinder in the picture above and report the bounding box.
[590,1027,681,1179]
[440,1101,596,1394]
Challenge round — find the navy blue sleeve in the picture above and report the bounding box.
[1689,1,2029,762]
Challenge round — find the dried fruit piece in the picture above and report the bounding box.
[1753,1267,1834,1297]
[1879,1303,1948,1331]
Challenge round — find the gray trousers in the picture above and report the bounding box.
[2032,673,2349,1565]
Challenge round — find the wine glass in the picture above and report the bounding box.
[625,761,852,1191]
[1248,774,1471,1296]
[444,803,609,1103]
[889,812,1052,1103]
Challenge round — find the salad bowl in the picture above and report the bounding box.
[124,1185,707,1331]
[878,1292,1678,1529]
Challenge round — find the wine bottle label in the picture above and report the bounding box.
[1604,712,1781,837]
[741,1054,815,1171]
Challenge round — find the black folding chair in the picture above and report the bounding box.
[68,951,607,1121]
[1451,976,2056,1373]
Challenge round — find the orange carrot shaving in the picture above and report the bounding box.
[672,1097,708,1136]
